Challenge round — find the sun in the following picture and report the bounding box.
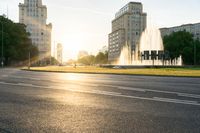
[62,33,85,60]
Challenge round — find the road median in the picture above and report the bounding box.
[22,66,200,78]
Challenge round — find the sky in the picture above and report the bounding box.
[0,0,200,61]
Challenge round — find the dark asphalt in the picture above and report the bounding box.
[0,68,200,133]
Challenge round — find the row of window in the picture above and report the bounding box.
[109,43,119,48]
[109,49,120,53]
[109,32,119,37]
[21,7,45,12]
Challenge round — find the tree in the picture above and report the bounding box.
[0,16,38,66]
[195,39,200,65]
[95,51,108,64]
[78,55,95,65]
[163,31,200,65]
[77,51,108,65]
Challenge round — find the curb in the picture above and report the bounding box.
[22,69,200,78]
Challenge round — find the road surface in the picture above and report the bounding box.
[0,68,200,133]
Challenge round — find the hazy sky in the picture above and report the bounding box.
[0,0,200,60]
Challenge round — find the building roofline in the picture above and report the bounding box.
[160,22,200,30]
[112,12,132,23]
[129,2,142,5]
[114,2,143,19]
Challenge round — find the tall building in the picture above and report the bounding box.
[108,2,147,63]
[160,23,200,40]
[19,0,52,60]
[78,51,88,59]
[57,43,63,64]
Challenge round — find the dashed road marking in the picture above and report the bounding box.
[0,81,200,106]
[6,75,200,99]
[153,97,199,105]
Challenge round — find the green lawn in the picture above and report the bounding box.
[24,66,200,77]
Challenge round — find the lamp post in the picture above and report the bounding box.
[28,51,30,69]
[1,22,4,68]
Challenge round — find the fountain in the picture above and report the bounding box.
[118,25,182,66]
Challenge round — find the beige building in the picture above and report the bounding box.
[160,23,200,40]
[108,2,147,63]
[19,0,52,60]
[57,43,63,64]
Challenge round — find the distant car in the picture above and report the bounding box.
[113,66,122,69]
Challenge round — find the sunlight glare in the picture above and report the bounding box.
[62,33,87,60]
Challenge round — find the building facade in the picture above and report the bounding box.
[160,23,200,40]
[78,51,89,59]
[57,43,63,64]
[108,2,147,63]
[19,0,52,60]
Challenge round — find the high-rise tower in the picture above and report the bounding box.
[108,2,147,63]
[19,0,52,61]
[57,43,63,64]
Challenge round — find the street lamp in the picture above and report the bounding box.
[0,21,4,68]
[28,51,31,69]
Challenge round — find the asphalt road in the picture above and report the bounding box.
[0,68,200,133]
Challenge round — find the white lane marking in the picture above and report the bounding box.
[0,82,51,88]
[141,89,200,99]
[117,86,146,92]
[82,83,200,99]
[92,90,121,95]
[66,89,200,106]
[153,97,198,105]
[74,82,200,99]
[18,83,34,87]
[1,75,200,100]
[2,75,200,100]
[0,75,42,81]
[177,93,200,99]
[13,76,41,81]
[0,81,200,106]
[6,75,200,99]
[76,82,99,87]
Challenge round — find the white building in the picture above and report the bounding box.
[57,43,63,64]
[108,2,147,63]
[160,23,200,40]
[19,0,52,61]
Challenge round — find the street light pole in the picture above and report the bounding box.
[28,51,30,69]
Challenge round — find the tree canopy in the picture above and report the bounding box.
[163,31,200,65]
[77,51,108,65]
[0,16,38,66]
